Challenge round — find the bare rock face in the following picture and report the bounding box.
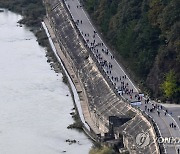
[44,0,160,153]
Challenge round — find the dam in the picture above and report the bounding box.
[43,0,160,153]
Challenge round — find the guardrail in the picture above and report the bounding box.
[138,108,166,154]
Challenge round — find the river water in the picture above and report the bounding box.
[0,9,92,154]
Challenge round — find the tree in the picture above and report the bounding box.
[161,70,178,98]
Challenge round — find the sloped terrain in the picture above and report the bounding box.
[83,0,180,103]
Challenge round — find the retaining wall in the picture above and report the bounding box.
[43,0,160,153]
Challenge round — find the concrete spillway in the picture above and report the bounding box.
[43,0,160,153]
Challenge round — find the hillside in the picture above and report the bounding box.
[83,0,180,104]
[0,0,45,27]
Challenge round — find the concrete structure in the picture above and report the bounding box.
[43,0,160,153]
[63,0,180,153]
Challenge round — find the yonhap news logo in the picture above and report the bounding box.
[136,132,180,148]
[157,137,180,144]
[136,132,150,148]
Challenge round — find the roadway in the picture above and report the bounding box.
[63,0,180,153]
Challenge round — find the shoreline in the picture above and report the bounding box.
[0,5,98,146]
[0,9,93,154]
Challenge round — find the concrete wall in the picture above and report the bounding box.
[43,0,160,153]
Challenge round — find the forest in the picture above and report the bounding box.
[83,0,180,103]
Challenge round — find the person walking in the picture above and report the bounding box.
[177,148,179,154]
[171,123,174,128]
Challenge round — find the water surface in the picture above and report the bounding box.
[0,9,92,154]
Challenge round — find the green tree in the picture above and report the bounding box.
[161,70,178,98]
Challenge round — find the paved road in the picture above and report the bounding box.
[63,0,180,153]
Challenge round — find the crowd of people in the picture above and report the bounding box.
[74,17,137,101]
[67,0,177,110]
[66,1,145,106]
[65,0,179,143]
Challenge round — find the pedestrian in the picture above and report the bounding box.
[147,98,149,103]
[138,96,140,101]
[172,123,174,128]
[177,148,179,154]
[164,112,166,116]
[145,105,147,111]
